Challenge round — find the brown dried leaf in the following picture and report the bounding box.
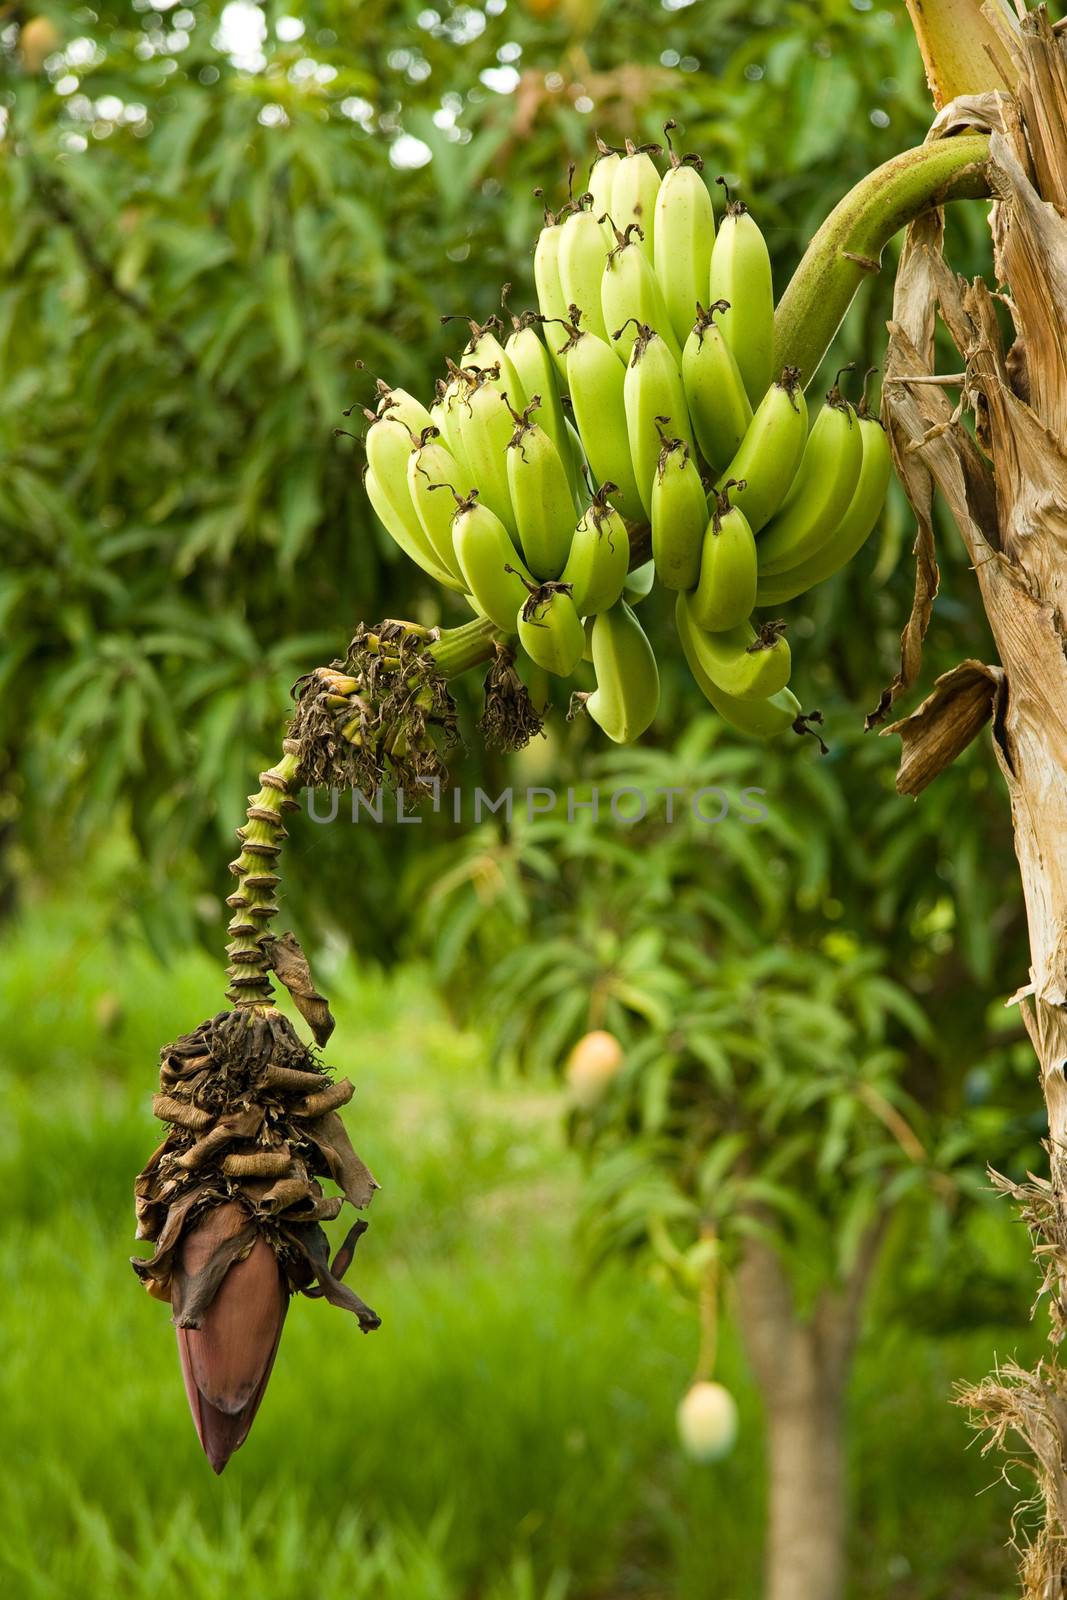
[883,659,1005,794]
[266,931,335,1046]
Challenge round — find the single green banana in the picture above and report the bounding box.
[587,141,621,244]
[363,458,466,593]
[611,139,662,261]
[516,581,586,676]
[430,365,476,485]
[583,599,660,743]
[452,374,519,541]
[623,558,655,606]
[452,492,532,631]
[406,426,467,578]
[534,203,571,376]
[456,315,526,405]
[504,314,569,463]
[506,399,577,579]
[623,322,694,519]
[715,368,808,533]
[756,370,863,575]
[681,301,752,473]
[558,313,645,522]
[374,382,434,435]
[653,123,715,347]
[691,481,757,631]
[561,486,631,614]
[676,594,801,736]
[675,593,791,700]
[755,403,892,604]
[601,224,682,366]
[650,433,706,591]
[559,201,611,343]
[708,186,774,408]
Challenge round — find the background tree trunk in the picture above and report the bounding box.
[735,1228,884,1600]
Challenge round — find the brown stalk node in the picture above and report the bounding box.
[479,643,546,752]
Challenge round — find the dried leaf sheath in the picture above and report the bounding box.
[131,1007,380,1471]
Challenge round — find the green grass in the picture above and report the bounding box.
[0,889,1041,1598]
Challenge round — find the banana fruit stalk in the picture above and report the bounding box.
[452,492,532,631]
[623,322,694,518]
[562,487,631,614]
[756,405,892,605]
[756,371,862,575]
[506,400,577,579]
[516,581,586,675]
[691,481,758,631]
[651,435,706,591]
[682,301,752,473]
[584,599,660,743]
[708,188,774,408]
[716,368,808,533]
[654,124,715,347]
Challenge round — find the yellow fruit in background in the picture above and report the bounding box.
[676,1381,739,1462]
[565,1029,623,1107]
[19,16,61,73]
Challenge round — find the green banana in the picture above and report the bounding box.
[587,140,621,243]
[676,595,801,736]
[534,202,571,376]
[650,433,706,591]
[452,373,519,541]
[675,593,791,700]
[623,558,655,606]
[611,140,662,261]
[561,486,631,614]
[755,403,892,605]
[363,454,466,593]
[622,322,694,519]
[406,426,467,578]
[707,186,774,408]
[653,124,715,347]
[504,313,569,461]
[506,399,577,579]
[516,581,586,676]
[601,224,682,366]
[756,370,863,575]
[457,315,526,404]
[374,382,434,435]
[583,599,660,743]
[681,301,752,473]
[558,313,644,523]
[691,481,757,631]
[452,492,532,631]
[559,200,611,343]
[715,368,808,533]
[430,365,476,485]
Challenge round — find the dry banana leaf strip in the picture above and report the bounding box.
[882,658,1005,795]
[282,1218,381,1332]
[131,1006,378,1328]
[264,930,335,1046]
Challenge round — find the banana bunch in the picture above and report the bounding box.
[357,128,893,747]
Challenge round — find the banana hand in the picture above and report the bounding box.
[675,593,791,700]
[756,370,862,575]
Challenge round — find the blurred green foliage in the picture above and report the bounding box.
[0,882,1037,1597]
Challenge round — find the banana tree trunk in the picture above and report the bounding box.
[871,11,1067,1590]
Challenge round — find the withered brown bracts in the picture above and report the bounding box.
[131,1007,379,1472]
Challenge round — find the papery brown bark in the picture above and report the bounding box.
[882,15,1067,1589]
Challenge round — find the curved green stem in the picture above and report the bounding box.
[773,134,992,388]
